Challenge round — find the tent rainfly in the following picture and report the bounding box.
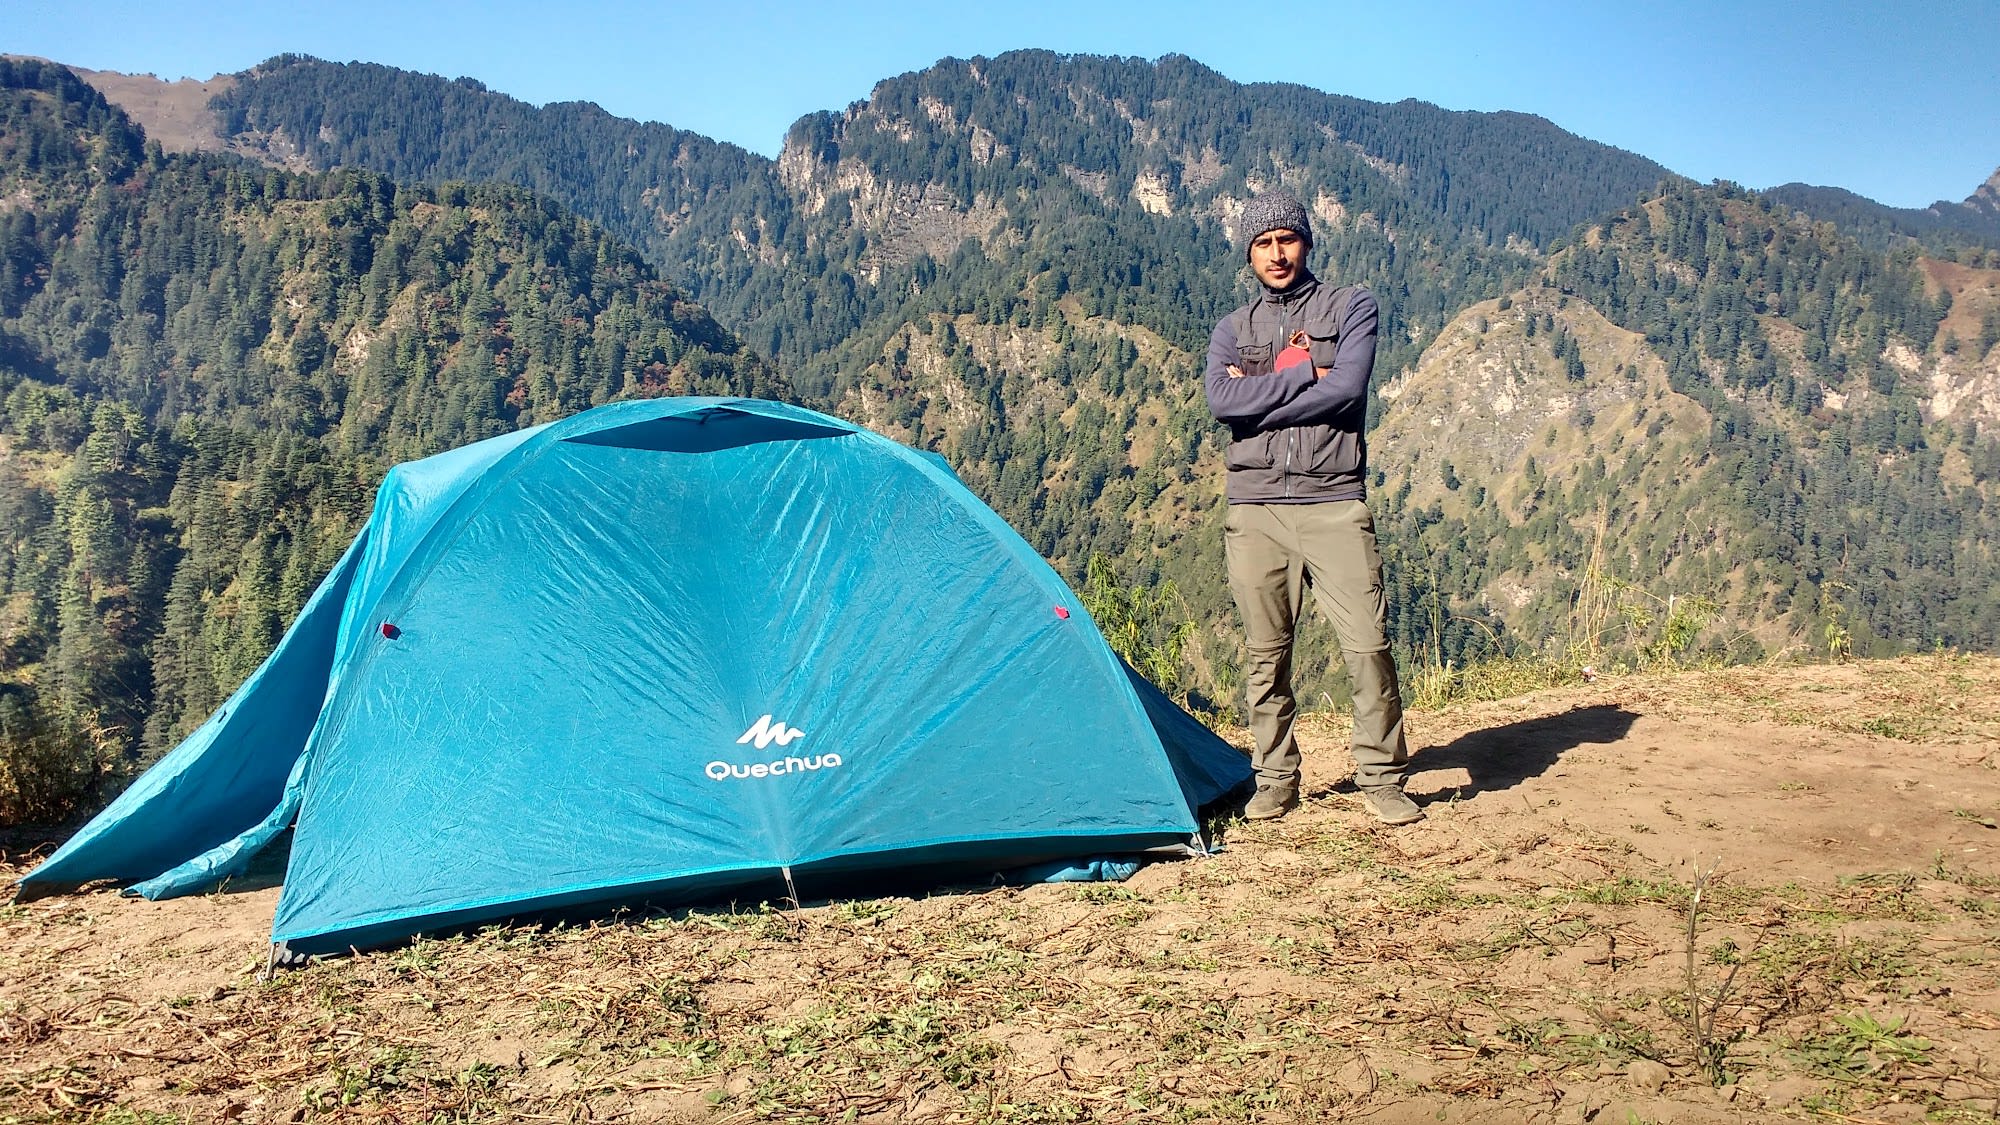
[18,398,1250,955]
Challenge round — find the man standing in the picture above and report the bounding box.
[1203,190,1422,825]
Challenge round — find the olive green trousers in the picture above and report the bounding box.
[1223,500,1410,790]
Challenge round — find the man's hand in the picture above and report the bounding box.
[1285,330,1336,379]
[1276,330,1326,378]
[1226,364,1246,378]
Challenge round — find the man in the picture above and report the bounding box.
[1203,190,1422,825]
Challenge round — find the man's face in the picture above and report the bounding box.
[1249,228,1309,290]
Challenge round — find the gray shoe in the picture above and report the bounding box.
[1244,784,1299,821]
[1360,786,1424,825]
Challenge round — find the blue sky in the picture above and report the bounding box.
[12,0,1998,209]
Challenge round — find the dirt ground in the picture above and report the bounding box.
[3,654,1998,1124]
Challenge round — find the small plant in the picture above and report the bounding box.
[0,688,110,825]
[1079,554,1198,703]
[1794,1012,1931,1078]
[1819,580,1854,662]
[1069,882,1141,904]
[1405,655,1458,711]
[1581,1007,1665,1063]
[1672,858,1747,1085]
[1562,522,1738,674]
[1568,875,1689,907]
[1750,932,1910,990]
[1607,584,1722,671]
[835,899,899,924]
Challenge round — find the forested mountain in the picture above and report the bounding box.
[1372,182,2000,665]
[11,49,2000,826]
[184,53,1671,381]
[1763,172,2000,257]
[0,59,781,821]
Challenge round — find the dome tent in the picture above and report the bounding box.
[19,399,1249,955]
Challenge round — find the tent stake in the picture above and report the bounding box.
[780,865,801,913]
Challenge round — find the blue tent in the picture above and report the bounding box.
[19,399,1248,954]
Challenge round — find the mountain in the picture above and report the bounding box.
[84,53,1675,370]
[1967,167,2000,223]
[1762,168,2000,256]
[0,58,781,821]
[1373,181,2000,661]
[55,61,238,158]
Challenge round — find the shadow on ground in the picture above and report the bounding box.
[1399,704,1641,801]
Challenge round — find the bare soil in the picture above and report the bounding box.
[3,655,1998,1124]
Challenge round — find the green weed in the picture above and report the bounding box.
[1750,932,1911,988]
[1068,882,1141,903]
[835,899,899,924]
[1082,554,1198,704]
[1792,1012,1931,1078]
[1566,876,1690,908]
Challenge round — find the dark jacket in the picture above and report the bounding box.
[1203,273,1379,503]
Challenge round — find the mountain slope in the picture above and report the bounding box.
[94,53,1675,375]
[1763,170,2000,256]
[1372,181,2000,665]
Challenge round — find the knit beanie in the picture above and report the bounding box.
[1239,191,1313,255]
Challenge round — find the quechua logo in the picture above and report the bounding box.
[736,715,805,748]
[707,714,842,781]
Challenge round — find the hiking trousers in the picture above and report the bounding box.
[1223,499,1410,791]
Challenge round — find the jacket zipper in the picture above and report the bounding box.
[1278,294,1296,499]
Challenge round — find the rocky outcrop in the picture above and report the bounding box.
[1966,166,2000,220]
[776,125,1004,278]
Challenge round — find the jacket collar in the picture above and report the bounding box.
[1257,269,1320,308]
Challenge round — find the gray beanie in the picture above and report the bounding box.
[1239,191,1312,254]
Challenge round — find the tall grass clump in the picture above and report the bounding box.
[1078,554,1199,704]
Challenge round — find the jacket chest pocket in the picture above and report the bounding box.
[1235,342,1273,377]
[1304,306,1342,368]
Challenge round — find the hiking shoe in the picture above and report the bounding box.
[1360,786,1424,826]
[1244,784,1299,821]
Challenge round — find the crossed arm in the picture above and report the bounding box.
[1202,288,1379,430]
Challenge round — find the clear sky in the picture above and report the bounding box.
[11,0,1997,210]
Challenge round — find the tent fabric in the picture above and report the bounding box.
[19,398,1250,953]
[19,534,366,896]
